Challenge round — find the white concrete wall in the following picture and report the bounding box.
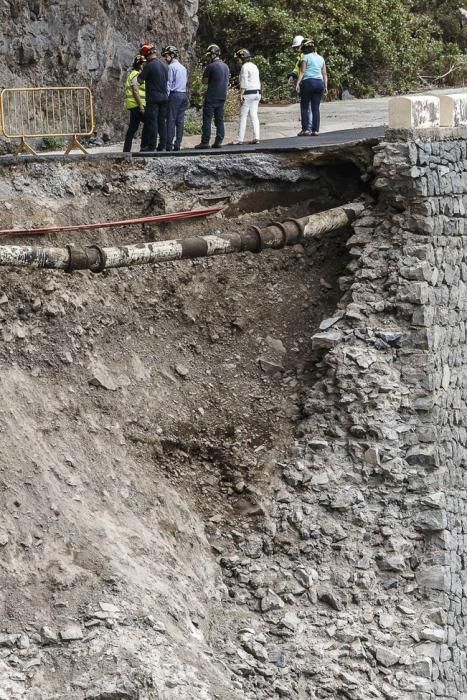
[389,93,467,130]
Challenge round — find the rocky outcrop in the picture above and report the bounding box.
[0,1,198,138]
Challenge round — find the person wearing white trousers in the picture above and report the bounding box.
[234,49,261,144]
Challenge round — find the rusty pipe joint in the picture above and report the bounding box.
[244,217,304,253]
[65,245,106,273]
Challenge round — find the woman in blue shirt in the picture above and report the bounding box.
[296,39,328,136]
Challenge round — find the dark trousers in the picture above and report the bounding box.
[167,92,188,150]
[300,78,324,133]
[123,107,144,152]
[140,99,168,151]
[201,98,225,145]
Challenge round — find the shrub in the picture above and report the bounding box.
[184,115,202,135]
[189,66,205,110]
[198,0,462,97]
[40,136,66,151]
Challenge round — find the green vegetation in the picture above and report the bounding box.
[190,66,240,119]
[190,67,205,110]
[198,0,467,97]
[40,136,66,151]
[184,114,202,135]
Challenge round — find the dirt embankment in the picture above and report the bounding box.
[0,153,364,700]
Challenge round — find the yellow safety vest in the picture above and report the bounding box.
[293,52,304,77]
[125,69,146,110]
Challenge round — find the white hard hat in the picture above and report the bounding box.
[292,35,304,48]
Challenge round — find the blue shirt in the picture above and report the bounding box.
[168,59,187,94]
[302,53,325,81]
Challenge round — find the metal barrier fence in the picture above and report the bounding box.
[0,87,94,155]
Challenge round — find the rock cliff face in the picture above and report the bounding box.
[0,0,198,137]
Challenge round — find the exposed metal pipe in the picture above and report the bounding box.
[0,201,365,273]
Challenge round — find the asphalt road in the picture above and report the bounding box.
[0,125,384,164]
[131,125,384,158]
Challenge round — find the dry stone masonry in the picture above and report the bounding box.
[370,127,467,699]
[301,125,467,699]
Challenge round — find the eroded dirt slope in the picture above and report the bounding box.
[0,154,355,699]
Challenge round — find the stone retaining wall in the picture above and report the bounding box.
[307,130,467,699]
[373,131,467,699]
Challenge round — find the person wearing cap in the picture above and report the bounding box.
[163,46,188,151]
[195,44,230,149]
[134,45,169,151]
[288,34,312,133]
[296,39,328,136]
[233,49,261,145]
[288,35,305,83]
[123,54,147,153]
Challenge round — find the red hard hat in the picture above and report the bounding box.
[140,43,155,57]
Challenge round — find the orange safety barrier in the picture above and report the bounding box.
[0,86,94,156]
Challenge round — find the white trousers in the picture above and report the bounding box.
[238,94,260,142]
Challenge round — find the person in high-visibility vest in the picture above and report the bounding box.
[123,54,147,153]
[288,35,305,83]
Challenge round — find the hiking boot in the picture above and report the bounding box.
[212,141,223,148]
[194,142,210,149]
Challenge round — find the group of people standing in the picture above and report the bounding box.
[123,36,327,153]
[124,43,188,152]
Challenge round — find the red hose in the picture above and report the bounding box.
[0,207,223,238]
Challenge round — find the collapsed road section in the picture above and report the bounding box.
[0,128,465,700]
[0,147,370,700]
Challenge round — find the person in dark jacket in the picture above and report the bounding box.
[134,46,169,151]
[195,44,230,149]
